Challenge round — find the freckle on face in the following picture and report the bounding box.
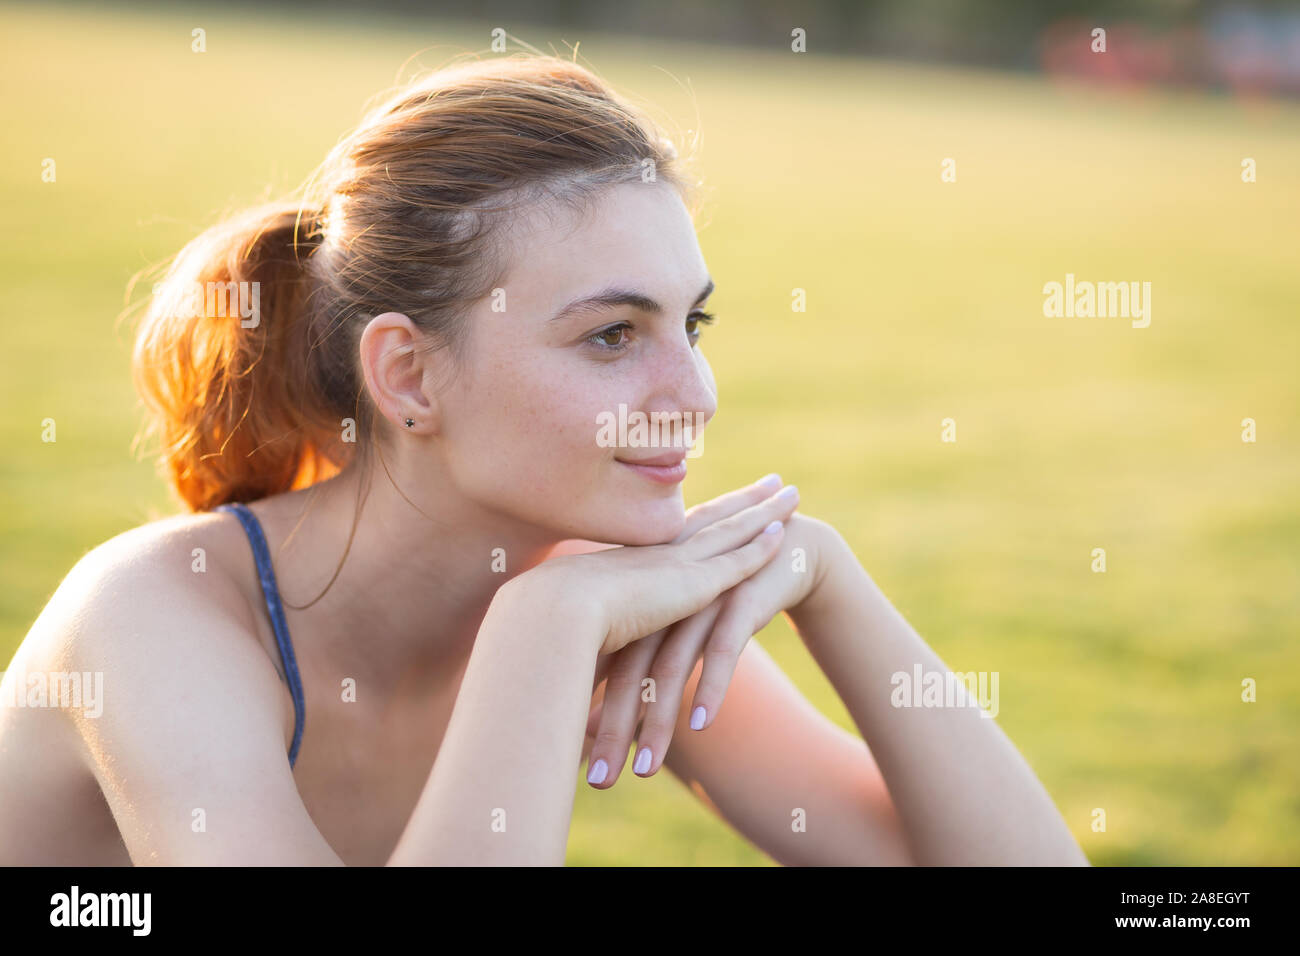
[441,183,712,544]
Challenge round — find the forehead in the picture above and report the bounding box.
[496,182,706,313]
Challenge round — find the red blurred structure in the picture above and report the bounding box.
[1039,8,1300,97]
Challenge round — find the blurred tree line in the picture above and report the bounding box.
[262,0,1299,78]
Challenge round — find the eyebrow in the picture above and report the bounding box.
[550,278,714,323]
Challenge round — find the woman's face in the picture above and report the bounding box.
[433,181,719,545]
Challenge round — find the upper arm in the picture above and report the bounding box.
[661,638,914,866]
[39,537,343,866]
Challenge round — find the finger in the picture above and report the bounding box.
[675,474,784,543]
[692,516,789,602]
[679,483,800,561]
[585,697,604,739]
[586,631,664,789]
[592,627,660,693]
[599,497,795,656]
[581,696,603,765]
[631,597,725,776]
[689,587,775,731]
[591,653,614,693]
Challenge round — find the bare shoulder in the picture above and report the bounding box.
[13,508,296,776]
[5,511,340,864]
[22,509,260,673]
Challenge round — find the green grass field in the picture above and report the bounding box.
[2,0,1298,865]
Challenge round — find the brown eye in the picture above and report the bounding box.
[686,310,716,344]
[587,323,632,351]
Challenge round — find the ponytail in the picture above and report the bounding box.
[129,54,690,514]
[131,201,356,512]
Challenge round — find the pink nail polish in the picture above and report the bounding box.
[690,705,706,730]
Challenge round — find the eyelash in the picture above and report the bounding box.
[585,311,717,353]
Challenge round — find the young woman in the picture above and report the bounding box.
[0,55,1087,866]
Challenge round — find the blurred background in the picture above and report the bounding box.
[2,0,1297,865]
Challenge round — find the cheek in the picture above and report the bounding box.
[449,355,613,491]
[439,348,686,542]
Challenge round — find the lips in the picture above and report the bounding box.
[616,450,689,486]
[615,450,687,466]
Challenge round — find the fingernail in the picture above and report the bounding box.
[756,473,781,490]
[690,705,707,730]
[633,746,652,775]
[778,484,799,500]
[763,520,782,534]
[587,758,608,785]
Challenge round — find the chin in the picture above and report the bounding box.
[590,502,686,547]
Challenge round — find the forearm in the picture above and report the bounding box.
[387,574,601,865]
[789,534,1089,865]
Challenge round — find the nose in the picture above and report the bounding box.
[644,336,718,449]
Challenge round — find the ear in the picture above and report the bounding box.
[358,312,443,435]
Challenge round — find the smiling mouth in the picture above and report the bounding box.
[616,452,688,484]
[616,451,687,467]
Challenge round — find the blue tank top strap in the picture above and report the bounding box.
[215,502,305,769]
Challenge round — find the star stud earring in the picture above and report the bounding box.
[404,418,414,428]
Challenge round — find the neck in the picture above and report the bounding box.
[254,455,563,702]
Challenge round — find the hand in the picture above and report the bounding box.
[585,506,842,787]
[523,476,801,659]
